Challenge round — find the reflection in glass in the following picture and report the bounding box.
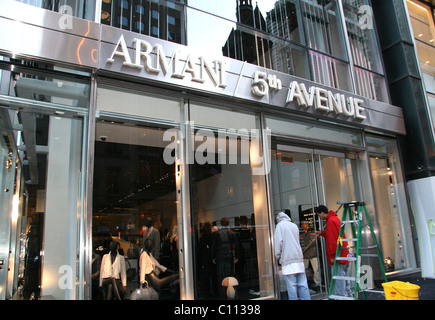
[309,50,352,91]
[342,0,389,101]
[343,0,383,73]
[187,1,353,90]
[300,0,347,59]
[271,41,311,78]
[222,1,273,68]
[266,0,303,43]
[102,0,185,44]
[15,0,96,21]
[354,66,388,102]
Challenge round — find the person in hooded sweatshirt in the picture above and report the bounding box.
[274,211,311,300]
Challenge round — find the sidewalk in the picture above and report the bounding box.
[364,272,435,300]
[387,273,435,300]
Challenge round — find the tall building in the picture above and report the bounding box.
[0,0,433,300]
[222,0,273,68]
[372,0,435,280]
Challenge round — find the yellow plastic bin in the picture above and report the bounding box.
[382,281,420,300]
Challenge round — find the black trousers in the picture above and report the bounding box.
[101,277,122,300]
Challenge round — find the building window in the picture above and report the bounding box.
[342,0,389,102]
[15,0,96,21]
[406,0,435,132]
[367,134,417,272]
[101,0,186,44]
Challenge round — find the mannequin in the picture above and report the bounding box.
[139,239,179,291]
[99,241,127,300]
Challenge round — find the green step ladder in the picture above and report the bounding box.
[328,201,388,300]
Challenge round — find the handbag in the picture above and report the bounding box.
[126,260,136,282]
[129,281,159,300]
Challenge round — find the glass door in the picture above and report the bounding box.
[270,143,362,299]
[270,145,325,298]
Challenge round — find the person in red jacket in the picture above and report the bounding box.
[315,205,353,298]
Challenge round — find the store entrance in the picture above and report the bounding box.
[270,143,362,298]
[91,120,181,300]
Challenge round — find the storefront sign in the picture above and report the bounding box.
[286,81,366,120]
[0,2,405,134]
[251,70,366,120]
[100,31,404,134]
[106,34,227,89]
[106,35,366,121]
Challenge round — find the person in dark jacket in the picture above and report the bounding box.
[211,217,240,298]
[300,221,321,290]
[315,205,352,297]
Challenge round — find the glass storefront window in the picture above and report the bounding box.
[92,120,181,300]
[0,109,85,300]
[189,103,274,299]
[0,59,90,300]
[366,134,417,272]
[93,87,182,300]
